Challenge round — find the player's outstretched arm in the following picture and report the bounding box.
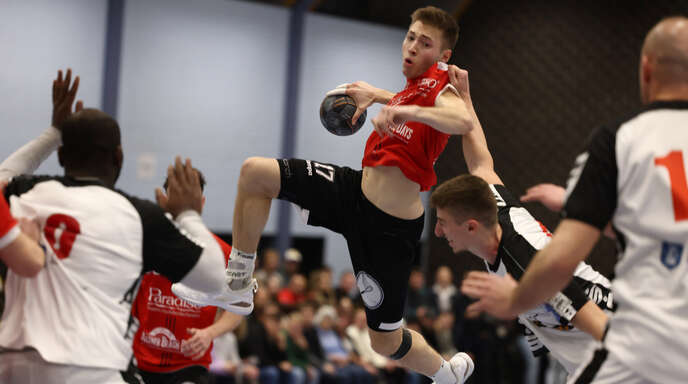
[371,89,474,139]
[157,157,226,293]
[521,183,617,239]
[571,301,608,341]
[520,184,567,212]
[448,65,501,185]
[181,310,243,360]
[327,81,395,126]
[0,193,45,277]
[510,219,601,317]
[0,68,82,181]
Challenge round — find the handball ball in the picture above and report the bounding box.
[319,95,367,136]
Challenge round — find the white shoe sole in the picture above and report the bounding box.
[171,280,257,315]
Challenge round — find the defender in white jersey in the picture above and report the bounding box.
[0,70,227,384]
[432,65,611,375]
[460,17,688,384]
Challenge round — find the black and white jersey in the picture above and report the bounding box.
[488,184,612,374]
[0,175,203,370]
[563,100,688,384]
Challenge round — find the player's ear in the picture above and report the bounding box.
[440,48,452,63]
[466,219,479,233]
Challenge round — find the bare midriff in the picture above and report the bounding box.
[361,165,424,220]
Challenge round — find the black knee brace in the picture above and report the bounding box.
[389,328,412,360]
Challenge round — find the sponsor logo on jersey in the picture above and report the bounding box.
[306,160,313,176]
[419,78,438,89]
[661,241,683,270]
[390,124,414,142]
[141,327,180,351]
[148,287,203,316]
[356,271,384,310]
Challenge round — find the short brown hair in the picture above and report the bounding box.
[431,174,497,227]
[411,6,459,50]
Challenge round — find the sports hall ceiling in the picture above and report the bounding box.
[239,0,472,28]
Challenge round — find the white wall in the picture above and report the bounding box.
[117,0,289,231]
[0,0,107,175]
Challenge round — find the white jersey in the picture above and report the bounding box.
[0,175,204,371]
[488,185,613,374]
[564,101,688,384]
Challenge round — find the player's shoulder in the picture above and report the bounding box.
[490,184,520,209]
[584,104,654,148]
[115,189,164,217]
[4,174,62,198]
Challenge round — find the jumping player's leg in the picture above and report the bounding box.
[171,157,281,313]
[226,157,281,290]
[367,316,473,384]
[369,327,443,374]
[232,157,281,253]
[350,206,473,384]
[173,158,350,314]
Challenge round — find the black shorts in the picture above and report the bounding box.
[277,158,424,331]
[137,365,209,384]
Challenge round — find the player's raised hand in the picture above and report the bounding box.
[52,68,83,130]
[156,157,203,217]
[326,81,380,126]
[448,65,471,102]
[520,183,566,212]
[371,105,418,138]
[461,271,520,320]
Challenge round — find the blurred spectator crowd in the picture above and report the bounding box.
[208,247,567,384]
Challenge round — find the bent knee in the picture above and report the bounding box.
[369,328,403,356]
[239,157,281,197]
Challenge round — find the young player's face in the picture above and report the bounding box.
[434,208,470,253]
[402,21,448,79]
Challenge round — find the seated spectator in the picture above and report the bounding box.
[346,308,408,383]
[308,268,335,307]
[432,266,457,313]
[283,248,303,280]
[239,303,304,384]
[404,268,438,323]
[312,306,374,384]
[334,271,360,305]
[209,330,260,384]
[277,274,307,311]
[255,248,284,289]
[284,311,318,384]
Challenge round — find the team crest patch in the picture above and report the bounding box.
[661,241,683,270]
[356,271,384,310]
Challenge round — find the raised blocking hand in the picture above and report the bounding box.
[52,68,83,130]
[155,157,203,217]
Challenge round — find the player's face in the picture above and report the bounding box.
[402,21,448,79]
[434,208,469,253]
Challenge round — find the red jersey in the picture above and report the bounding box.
[362,62,455,191]
[0,194,19,248]
[132,234,231,372]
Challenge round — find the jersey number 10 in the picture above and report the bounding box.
[655,150,688,222]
